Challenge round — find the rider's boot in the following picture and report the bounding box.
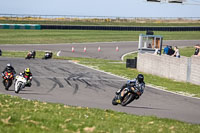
[135,95,140,100]
[25,82,32,87]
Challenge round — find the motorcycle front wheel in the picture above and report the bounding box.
[112,96,118,105]
[4,79,12,90]
[121,93,135,106]
[15,83,22,93]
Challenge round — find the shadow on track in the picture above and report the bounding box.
[125,105,166,110]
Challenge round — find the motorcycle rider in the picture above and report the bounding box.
[115,74,145,104]
[20,68,32,87]
[1,63,16,86]
[2,63,16,75]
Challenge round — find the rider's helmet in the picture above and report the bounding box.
[25,68,31,76]
[137,74,144,83]
[6,64,12,72]
[7,63,11,67]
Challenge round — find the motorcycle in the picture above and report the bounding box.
[25,51,36,59]
[112,86,141,106]
[2,72,14,90]
[42,51,53,60]
[14,75,27,93]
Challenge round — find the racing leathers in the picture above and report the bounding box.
[116,79,145,103]
[2,66,16,76]
[20,71,33,87]
[1,65,16,86]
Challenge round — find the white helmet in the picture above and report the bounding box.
[7,63,11,67]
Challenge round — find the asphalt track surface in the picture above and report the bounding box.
[0,40,200,124]
[1,40,200,60]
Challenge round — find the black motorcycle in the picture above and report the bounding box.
[112,86,141,106]
[2,72,14,90]
[42,51,53,60]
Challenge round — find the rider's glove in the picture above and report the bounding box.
[116,89,121,95]
[1,73,4,77]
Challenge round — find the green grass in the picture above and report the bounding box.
[1,50,200,98]
[1,49,200,132]
[0,29,200,44]
[1,20,200,27]
[2,51,46,58]
[180,46,196,57]
[122,52,138,62]
[0,94,200,133]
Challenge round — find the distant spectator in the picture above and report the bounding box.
[147,43,152,48]
[167,46,175,56]
[163,45,169,54]
[194,44,200,56]
[154,48,159,55]
[172,46,180,58]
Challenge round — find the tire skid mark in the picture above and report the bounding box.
[32,77,40,87]
[47,77,64,93]
[47,82,57,93]
[97,75,119,90]
[43,66,56,73]
[58,68,72,74]
[67,73,103,92]
[103,80,121,89]
[73,84,78,95]
[64,78,72,87]
[79,79,100,92]
[64,75,99,94]
[52,77,64,88]
[64,78,79,95]
[79,79,92,87]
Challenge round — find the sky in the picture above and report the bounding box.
[0,0,200,18]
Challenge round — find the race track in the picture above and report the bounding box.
[0,40,200,124]
[1,40,199,60]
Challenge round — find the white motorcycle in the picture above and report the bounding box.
[14,75,27,93]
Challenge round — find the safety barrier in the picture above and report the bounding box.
[1,24,200,31]
[0,24,41,29]
[137,53,200,85]
[41,25,200,31]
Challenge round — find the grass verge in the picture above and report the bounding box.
[1,20,200,27]
[0,94,200,133]
[0,29,200,44]
[1,50,200,98]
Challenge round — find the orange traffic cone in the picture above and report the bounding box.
[84,47,87,52]
[116,46,119,52]
[72,47,75,52]
[98,46,101,52]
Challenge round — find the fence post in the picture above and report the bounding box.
[186,58,191,82]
